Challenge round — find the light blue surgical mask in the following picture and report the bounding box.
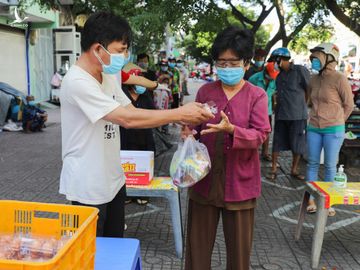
[135,85,146,94]
[217,67,245,86]
[94,45,126,74]
[138,62,149,70]
[176,63,183,68]
[254,61,264,67]
[168,63,176,68]
[311,58,322,72]
[28,101,36,106]
[161,66,168,72]
[124,53,131,65]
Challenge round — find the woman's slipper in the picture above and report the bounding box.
[262,154,272,162]
[328,207,336,217]
[266,172,277,181]
[136,199,149,205]
[290,172,305,181]
[306,204,317,214]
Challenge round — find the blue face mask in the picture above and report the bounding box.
[254,61,264,67]
[124,53,131,66]
[135,85,146,94]
[28,101,36,106]
[161,66,168,72]
[311,58,322,72]
[217,67,245,86]
[168,63,176,69]
[94,45,126,74]
[176,63,183,68]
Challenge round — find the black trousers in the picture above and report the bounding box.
[172,93,180,109]
[72,185,126,237]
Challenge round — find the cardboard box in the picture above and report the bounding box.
[121,150,154,185]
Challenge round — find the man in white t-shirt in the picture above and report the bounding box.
[59,12,213,238]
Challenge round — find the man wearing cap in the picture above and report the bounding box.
[266,47,310,181]
[244,48,267,80]
[249,62,279,161]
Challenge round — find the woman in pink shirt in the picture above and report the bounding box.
[183,26,271,270]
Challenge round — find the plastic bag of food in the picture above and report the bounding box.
[170,136,211,188]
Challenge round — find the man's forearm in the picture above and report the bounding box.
[105,105,180,129]
[125,75,157,89]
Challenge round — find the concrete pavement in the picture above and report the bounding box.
[0,79,360,269]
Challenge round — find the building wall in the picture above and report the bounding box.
[0,2,59,100]
[0,25,27,93]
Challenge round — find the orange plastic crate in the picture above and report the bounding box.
[0,200,98,270]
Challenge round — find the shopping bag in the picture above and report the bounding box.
[170,136,211,188]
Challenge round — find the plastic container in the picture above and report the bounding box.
[0,200,98,270]
[333,165,348,188]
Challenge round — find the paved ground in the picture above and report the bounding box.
[1,79,360,270]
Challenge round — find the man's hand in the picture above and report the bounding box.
[200,111,234,135]
[177,102,214,125]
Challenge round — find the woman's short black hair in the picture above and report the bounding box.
[211,26,254,63]
[81,11,132,52]
[137,53,149,61]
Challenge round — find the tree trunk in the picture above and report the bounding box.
[324,0,360,36]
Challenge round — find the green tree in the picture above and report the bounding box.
[323,0,360,36]
[289,23,333,53]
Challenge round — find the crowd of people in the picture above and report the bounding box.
[58,10,356,270]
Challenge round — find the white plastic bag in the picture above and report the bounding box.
[170,136,211,188]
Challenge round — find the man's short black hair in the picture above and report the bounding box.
[211,26,254,63]
[137,53,149,61]
[81,11,132,52]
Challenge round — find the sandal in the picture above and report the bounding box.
[290,172,305,181]
[266,172,277,181]
[306,204,317,214]
[262,154,272,162]
[136,199,149,205]
[328,207,336,217]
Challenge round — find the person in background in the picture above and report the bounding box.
[59,11,213,239]
[177,59,190,96]
[249,61,279,161]
[244,48,267,80]
[121,65,155,206]
[137,53,158,88]
[168,56,182,109]
[22,96,48,132]
[266,47,310,182]
[157,59,173,134]
[306,43,354,216]
[182,26,270,270]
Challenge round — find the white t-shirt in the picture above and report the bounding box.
[59,65,131,205]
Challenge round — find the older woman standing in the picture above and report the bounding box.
[306,43,354,215]
[182,26,271,270]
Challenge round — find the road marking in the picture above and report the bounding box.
[262,177,305,191]
[125,203,162,219]
[271,201,360,232]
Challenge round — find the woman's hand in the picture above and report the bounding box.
[200,111,235,135]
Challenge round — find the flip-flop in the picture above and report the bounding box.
[307,204,317,214]
[262,154,272,162]
[290,173,305,181]
[136,199,149,205]
[266,172,277,181]
[328,207,336,217]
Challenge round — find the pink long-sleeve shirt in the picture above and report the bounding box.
[192,80,271,202]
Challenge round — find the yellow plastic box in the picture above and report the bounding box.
[0,200,98,270]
